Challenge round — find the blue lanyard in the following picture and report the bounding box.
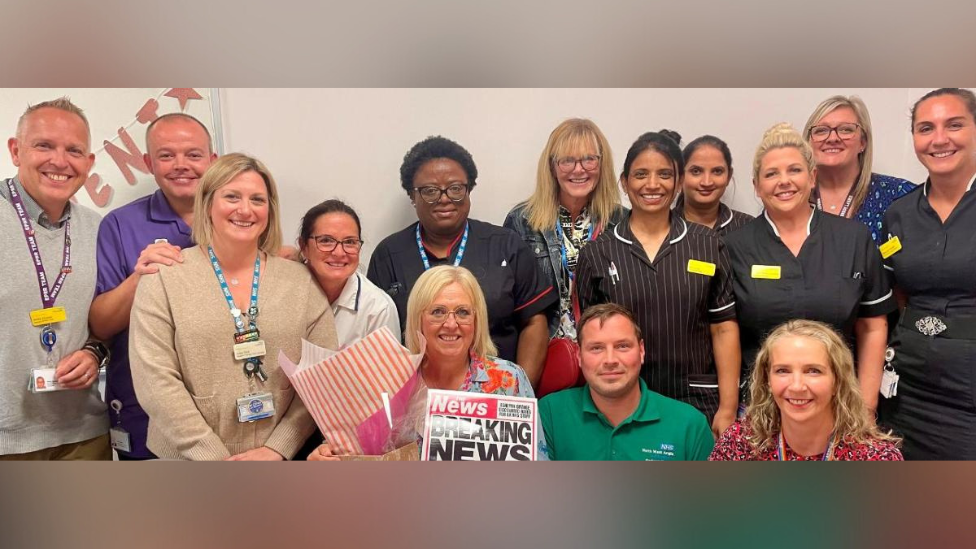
[555,218,594,283]
[416,222,469,271]
[777,431,835,461]
[207,246,260,333]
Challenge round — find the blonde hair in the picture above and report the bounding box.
[523,118,620,232]
[404,266,497,359]
[803,96,874,217]
[192,153,282,255]
[17,97,90,142]
[752,123,817,186]
[746,320,899,453]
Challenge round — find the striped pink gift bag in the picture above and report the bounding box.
[278,327,422,455]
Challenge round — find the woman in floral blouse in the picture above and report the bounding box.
[710,320,902,461]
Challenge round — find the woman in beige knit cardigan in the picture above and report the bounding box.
[130,153,337,460]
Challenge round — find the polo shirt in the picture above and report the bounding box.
[575,212,736,418]
[724,207,895,380]
[332,272,401,348]
[539,379,714,461]
[94,189,194,458]
[366,219,557,362]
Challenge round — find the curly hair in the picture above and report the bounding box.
[399,136,478,197]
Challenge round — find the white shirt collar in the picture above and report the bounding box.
[763,206,814,238]
[332,272,363,313]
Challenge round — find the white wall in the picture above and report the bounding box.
[220,88,935,265]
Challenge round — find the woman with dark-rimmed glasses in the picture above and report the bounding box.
[367,136,557,388]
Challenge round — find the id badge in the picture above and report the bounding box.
[29,368,66,393]
[110,427,132,453]
[233,340,267,361]
[237,392,275,422]
[880,368,900,399]
[30,307,67,327]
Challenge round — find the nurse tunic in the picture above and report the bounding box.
[878,178,976,460]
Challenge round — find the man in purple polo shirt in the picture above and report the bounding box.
[89,113,216,459]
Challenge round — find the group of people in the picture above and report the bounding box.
[1,87,973,461]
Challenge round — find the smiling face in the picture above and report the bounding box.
[553,138,601,208]
[209,170,270,249]
[810,106,865,171]
[579,314,644,401]
[146,117,216,205]
[768,335,836,428]
[412,158,471,238]
[421,282,476,364]
[622,149,678,217]
[683,145,731,210]
[756,147,816,216]
[301,211,361,290]
[8,107,94,217]
[912,94,976,180]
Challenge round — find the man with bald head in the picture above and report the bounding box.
[1,98,111,460]
[89,113,217,459]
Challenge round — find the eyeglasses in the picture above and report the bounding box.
[809,123,861,142]
[308,235,363,253]
[413,184,470,204]
[426,306,474,325]
[554,154,601,173]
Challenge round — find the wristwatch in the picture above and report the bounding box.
[83,340,110,368]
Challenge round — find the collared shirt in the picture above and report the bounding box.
[725,207,895,379]
[539,378,714,461]
[332,272,401,348]
[367,218,557,362]
[0,177,72,229]
[94,189,194,458]
[575,212,736,418]
[673,195,754,237]
[851,173,916,245]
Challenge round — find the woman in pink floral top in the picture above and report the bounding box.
[710,320,902,461]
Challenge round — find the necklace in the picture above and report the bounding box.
[229,277,240,286]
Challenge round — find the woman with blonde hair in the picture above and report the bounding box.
[803,95,915,244]
[710,320,902,461]
[309,265,547,460]
[504,118,625,339]
[724,124,894,412]
[131,153,338,460]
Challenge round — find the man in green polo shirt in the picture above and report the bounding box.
[539,303,714,461]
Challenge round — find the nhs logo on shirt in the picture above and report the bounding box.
[660,443,675,452]
[641,442,677,460]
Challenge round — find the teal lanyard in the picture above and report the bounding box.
[207,246,266,380]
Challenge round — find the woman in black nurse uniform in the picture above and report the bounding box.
[724,124,894,413]
[878,88,976,460]
[575,129,741,437]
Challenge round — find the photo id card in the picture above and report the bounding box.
[29,368,68,393]
[110,427,132,453]
[233,340,267,361]
[880,369,900,399]
[237,392,275,422]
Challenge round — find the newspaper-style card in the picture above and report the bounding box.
[421,389,539,461]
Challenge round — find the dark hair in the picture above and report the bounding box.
[682,135,733,178]
[298,199,362,244]
[399,136,478,197]
[576,303,643,346]
[146,113,213,153]
[621,129,684,180]
[911,88,976,131]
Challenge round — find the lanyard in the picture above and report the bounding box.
[207,246,260,333]
[555,217,594,283]
[5,179,72,310]
[416,222,469,271]
[776,431,836,461]
[813,183,856,218]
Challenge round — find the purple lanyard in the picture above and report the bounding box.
[5,179,72,309]
[813,184,856,218]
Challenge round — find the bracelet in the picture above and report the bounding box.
[83,340,110,366]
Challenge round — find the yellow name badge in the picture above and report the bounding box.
[687,259,716,277]
[29,306,67,327]
[751,265,782,280]
[879,236,902,259]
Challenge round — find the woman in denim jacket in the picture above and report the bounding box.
[504,118,626,339]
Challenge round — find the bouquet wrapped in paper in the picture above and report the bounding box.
[278,327,423,458]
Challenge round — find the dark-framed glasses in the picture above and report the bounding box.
[309,235,363,253]
[426,305,474,325]
[809,123,861,142]
[413,183,470,204]
[554,154,601,173]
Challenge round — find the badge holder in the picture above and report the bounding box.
[880,347,899,399]
[109,399,132,453]
[29,325,68,393]
[237,357,274,423]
